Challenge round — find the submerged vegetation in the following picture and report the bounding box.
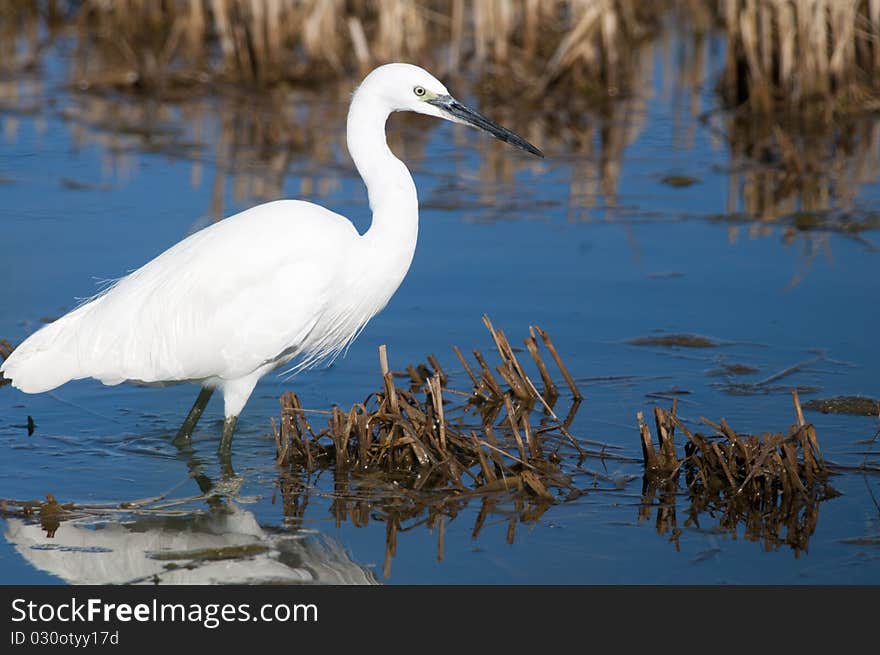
[803,395,880,416]
[628,334,720,348]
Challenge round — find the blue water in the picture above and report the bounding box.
[1,34,879,584]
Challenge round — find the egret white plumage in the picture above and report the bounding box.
[1,63,542,452]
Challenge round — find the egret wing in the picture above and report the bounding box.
[6,200,360,390]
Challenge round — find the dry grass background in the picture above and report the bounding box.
[0,0,666,91]
[2,1,880,225]
[3,1,877,101]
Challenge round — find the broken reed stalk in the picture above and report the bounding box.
[0,339,14,361]
[274,319,590,499]
[0,339,13,387]
[637,410,658,470]
[533,326,583,400]
[525,330,559,403]
[481,316,585,456]
[429,374,447,453]
[638,398,680,475]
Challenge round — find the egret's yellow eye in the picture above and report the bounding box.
[413,86,426,97]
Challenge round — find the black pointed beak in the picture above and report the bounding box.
[428,95,544,158]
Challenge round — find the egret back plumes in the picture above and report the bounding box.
[4,201,361,392]
[1,63,542,450]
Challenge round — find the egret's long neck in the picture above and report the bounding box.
[346,91,418,258]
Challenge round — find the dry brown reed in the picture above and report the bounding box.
[28,0,880,113]
[269,316,602,576]
[640,391,831,493]
[0,0,663,219]
[0,339,14,360]
[0,339,15,387]
[2,1,665,92]
[4,2,880,233]
[271,316,594,499]
[638,390,838,555]
[718,0,880,114]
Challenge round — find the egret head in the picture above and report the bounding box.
[360,63,543,158]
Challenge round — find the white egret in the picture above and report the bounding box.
[1,63,542,452]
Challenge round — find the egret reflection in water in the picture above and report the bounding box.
[5,504,376,585]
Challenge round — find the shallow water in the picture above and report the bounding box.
[1,31,879,584]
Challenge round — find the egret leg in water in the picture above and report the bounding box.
[174,386,215,445]
[0,63,542,458]
[219,417,237,455]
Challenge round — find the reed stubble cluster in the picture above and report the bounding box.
[270,316,596,577]
[638,391,839,554]
[271,316,587,499]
